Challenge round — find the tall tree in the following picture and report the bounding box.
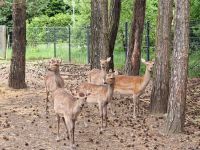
[166,0,189,133]
[90,0,101,69]
[124,0,146,75]
[90,0,121,70]
[8,0,26,89]
[150,0,173,114]
[100,0,109,61]
[108,0,121,70]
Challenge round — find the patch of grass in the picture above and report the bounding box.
[5,44,200,77]
[188,50,200,77]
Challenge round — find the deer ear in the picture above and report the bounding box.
[78,92,85,97]
[141,58,146,64]
[87,92,91,96]
[107,57,111,62]
[114,69,119,75]
[59,58,62,65]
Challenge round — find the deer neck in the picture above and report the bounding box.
[106,83,114,100]
[140,68,151,90]
[73,100,83,118]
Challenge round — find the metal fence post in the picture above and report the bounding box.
[68,25,71,62]
[145,21,150,61]
[46,27,49,48]
[86,26,90,64]
[53,27,57,57]
[125,22,128,58]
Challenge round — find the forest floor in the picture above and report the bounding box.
[0,61,200,150]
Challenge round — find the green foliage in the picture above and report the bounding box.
[26,0,49,20]
[27,14,71,44]
[0,0,12,27]
[190,0,200,20]
[189,50,200,77]
[190,23,200,51]
[146,0,158,45]
[42,0,69,17]
[0,0,69,26]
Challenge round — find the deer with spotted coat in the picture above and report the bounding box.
[44,59,64,114]
[113,58,155,118]
[53,88,89,149]
[87,57,111,85]
[76,72,115,130]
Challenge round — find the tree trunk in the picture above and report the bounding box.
[108,0,121,71]
[150,0,173,114]
[124,0,146,75]
[9,0,26,89]
[166,0,189,134]
[90,0,101,69]
[100,0,109,61]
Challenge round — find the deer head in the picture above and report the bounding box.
[104,70,115,85]
[48,58,62,72]
[141,58,155,73]
[100,57,111,70]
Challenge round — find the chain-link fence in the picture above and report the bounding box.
[4,21,200,76]
[7,26,90,64]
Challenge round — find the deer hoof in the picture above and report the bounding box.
[56,136,60,142]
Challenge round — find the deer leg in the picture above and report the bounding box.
[82,103,88,128]
[64,116,75,148]
[72,120,75,146]
[133,95,137,118]
[62,117,69,140]
[46,91,49,115]
[56,114,61,141]
[109,101,115,116]
[103,104,108,128]
[136,96,140,115]
[99,104,104,129]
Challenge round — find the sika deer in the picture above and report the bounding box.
[53,88,88,148]
[76,72,115,129]
[45,59,64,114]
[87,57,111,85]
[114,58,154,118]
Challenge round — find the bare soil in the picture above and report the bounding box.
[0,61,200,150]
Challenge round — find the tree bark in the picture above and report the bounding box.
[150,0,173,114]
[90,0,101,69]
[108,0,121,71]
[166,0,189,134]
[90,0,121,70]
[100,0,109,61]
[124,0,146,75]
[9,0,26,89]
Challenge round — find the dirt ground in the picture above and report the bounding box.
[0,61,200,150]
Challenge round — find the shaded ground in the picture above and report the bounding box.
[0,61,200,150]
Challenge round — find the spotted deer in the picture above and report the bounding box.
[44,58,64,114]
[113,58,155,118]
[76,72,115,129]
[87,57,111,85]
[52,88,89,149]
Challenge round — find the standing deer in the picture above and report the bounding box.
[44,59,64,114]
[113,58,154,118]
[53,88,88,149]
[76,72,115,129]
[87,57,111,85]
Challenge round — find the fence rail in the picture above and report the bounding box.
[4,21,200,75]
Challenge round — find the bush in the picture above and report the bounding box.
[27,13,72,44]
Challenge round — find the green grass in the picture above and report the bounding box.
[188,50,200,77]
[4,43,200,77]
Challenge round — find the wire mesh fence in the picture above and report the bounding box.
[4,20,200,76]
